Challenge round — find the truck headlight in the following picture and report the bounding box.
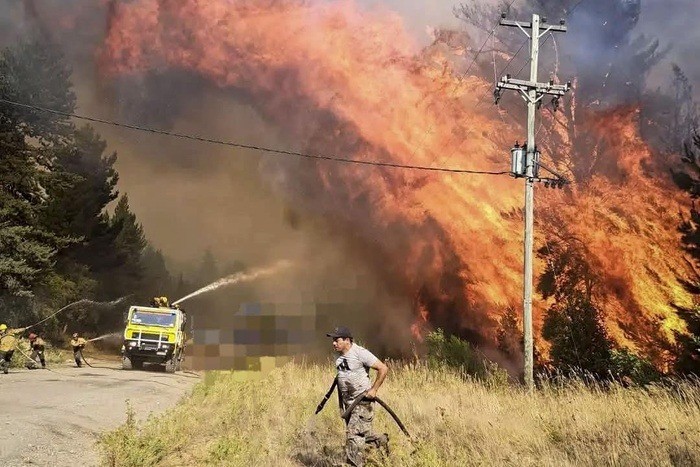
[128,341,137,347]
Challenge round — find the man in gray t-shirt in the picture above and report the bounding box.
[327,326,389,466]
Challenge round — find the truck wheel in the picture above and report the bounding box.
[165,357,176,374]
[175,351,182,372]
[122,356,133,370]
[132,357,144,370]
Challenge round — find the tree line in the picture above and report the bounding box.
[0,40,188,337]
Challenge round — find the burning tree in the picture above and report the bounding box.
[85,0,700,373]
[670,133,700,375]
[537,239,612,376]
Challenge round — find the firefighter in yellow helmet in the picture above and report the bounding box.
[159,296,169,308]
[70,332,88,368]
[0,324,27,374]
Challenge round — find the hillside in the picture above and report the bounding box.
[99,361,700,466]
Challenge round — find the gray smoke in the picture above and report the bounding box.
[0,0,698,359]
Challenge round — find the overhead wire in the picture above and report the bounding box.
[0,98,509,176]
[448,0,590,177]
[1,3,592,179]
[416,0,518,169]
[477,0,590,111]
[433,37,528,169]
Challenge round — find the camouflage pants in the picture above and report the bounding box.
[27,348,45,369]
[345,401,389,467]
[73,347,83,367]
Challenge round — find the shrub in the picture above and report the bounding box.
[425,328,508,386]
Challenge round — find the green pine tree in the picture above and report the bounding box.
[0,40,76,300]
[541,291,613,377]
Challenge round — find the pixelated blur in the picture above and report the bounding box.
[188,301,345,372]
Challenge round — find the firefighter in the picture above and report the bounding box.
[0,324,27,374]
[27,332,46,369]
[70,332,87,368]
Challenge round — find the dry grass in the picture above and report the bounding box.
[99,360,700,466]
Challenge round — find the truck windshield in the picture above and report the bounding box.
[131,311,176,327]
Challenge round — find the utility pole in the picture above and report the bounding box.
[495,13,570,389]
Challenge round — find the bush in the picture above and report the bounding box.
[99,401,168,467]
[609,348,661,385]
[425,328,508,386]
[9,339,66,368]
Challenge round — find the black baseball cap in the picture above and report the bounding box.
[326,326,353,339]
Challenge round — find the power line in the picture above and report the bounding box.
[461,3,512,78]
[433,37,528,169]
[476,0,591,111]
[460,0,519,80]
[568,0,587,15]
[0,98,510,176]
[415,0,518,169]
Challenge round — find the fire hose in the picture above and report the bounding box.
[23,296,131,331]
[78,349,95,368]
[315,377,411,438]
[9,338,199,384]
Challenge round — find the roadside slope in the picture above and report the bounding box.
[99,362,700,466]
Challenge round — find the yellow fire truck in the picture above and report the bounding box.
[121,298,186,373]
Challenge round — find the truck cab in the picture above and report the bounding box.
[121,304,186,373]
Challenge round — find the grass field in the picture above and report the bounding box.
[99,359,700,466]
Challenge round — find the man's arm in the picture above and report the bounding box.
[365,359,388,399]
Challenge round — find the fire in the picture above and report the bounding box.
[540,107,694,360]
[411,299,430,342]
[98,0,695,364]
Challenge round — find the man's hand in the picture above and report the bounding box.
[365,388,378,400]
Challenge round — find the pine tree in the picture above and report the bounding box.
[37,124,119,319]
[541,291,612,377]
[140,245,173,300]
[94,195,146,305]
[0,38,178,334]
[537,240,614,377]
[0,40,76,299]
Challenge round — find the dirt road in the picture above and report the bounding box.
[0,360,199,467]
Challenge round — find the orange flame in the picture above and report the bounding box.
[99,0,695,365]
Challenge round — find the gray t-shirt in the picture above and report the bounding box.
[335,344,379,407]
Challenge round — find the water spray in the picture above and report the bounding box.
[172,260,293,306]
[87,332,123,343]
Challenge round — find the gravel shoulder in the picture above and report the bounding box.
[0,358,199,467]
